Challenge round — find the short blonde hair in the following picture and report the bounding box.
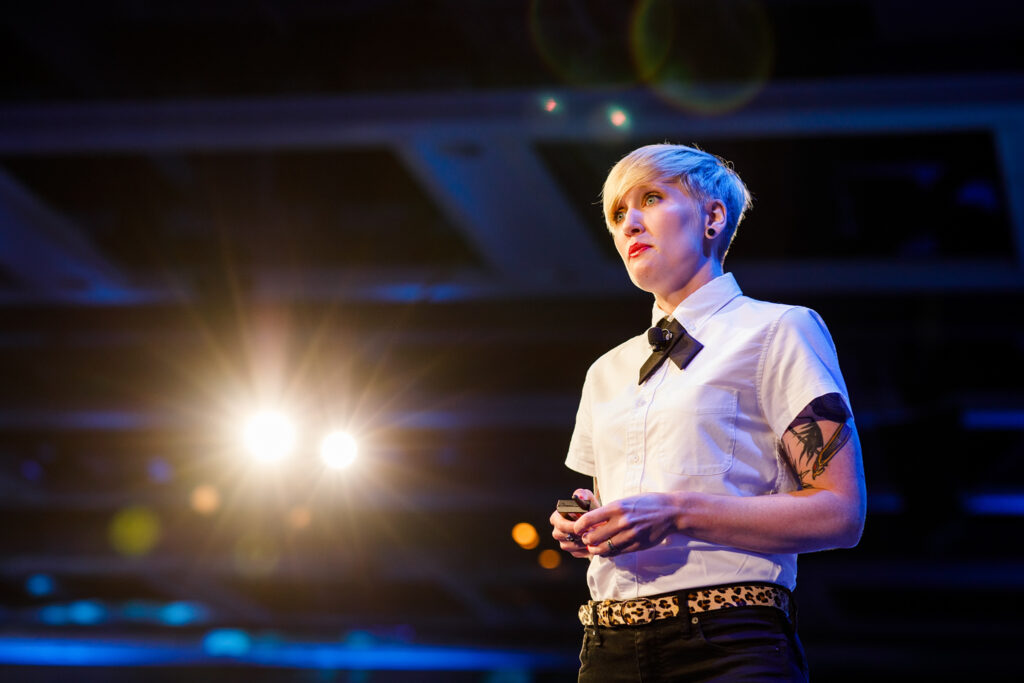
[602,144,753,261]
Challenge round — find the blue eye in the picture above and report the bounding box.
[644,193,659,206]
[613,209,625,223]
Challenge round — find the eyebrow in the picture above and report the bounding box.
[614,183,661,208]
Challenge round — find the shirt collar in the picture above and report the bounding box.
[650,273,743,332]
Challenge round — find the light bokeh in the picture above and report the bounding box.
[511,522,540,550]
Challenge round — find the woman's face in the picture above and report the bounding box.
[608,178,717,306]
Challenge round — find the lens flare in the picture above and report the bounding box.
[287,505,313,530]
[529,0,636,87]
[320,430,358,469]
[190,484,221,515]
[242,411,296,462]
[608,108,629,128]
[109,506,161,557]
[631,0,774,115]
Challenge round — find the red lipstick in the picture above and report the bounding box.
[628,242,650,259]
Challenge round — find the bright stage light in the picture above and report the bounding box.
[320,430,358,469]
[242,411,296,462]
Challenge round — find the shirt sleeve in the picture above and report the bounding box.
[759,306,852,439]
[564,366,597,477]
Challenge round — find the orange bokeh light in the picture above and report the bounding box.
[538,549,562,569]
[190,484,221,515]
[512,522,540,549]
[287,506,312,530]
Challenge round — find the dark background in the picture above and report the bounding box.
[1,1,1023,681]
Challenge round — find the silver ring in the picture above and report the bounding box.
[606,539,616,552]
[565,533,579,543]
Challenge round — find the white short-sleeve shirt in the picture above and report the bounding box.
[565,273,851,600]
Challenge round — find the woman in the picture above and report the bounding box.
[549,143,866,682]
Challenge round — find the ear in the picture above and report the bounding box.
[704,199,727,234]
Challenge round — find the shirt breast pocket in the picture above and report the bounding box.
[652,384,737,476]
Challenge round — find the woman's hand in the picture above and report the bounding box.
[574,492,683,557]
[549,488,599,558]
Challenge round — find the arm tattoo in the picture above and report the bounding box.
[787,394,852,485]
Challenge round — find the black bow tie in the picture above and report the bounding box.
[639,317,703,384]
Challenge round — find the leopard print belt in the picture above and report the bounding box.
[578,582,791,628]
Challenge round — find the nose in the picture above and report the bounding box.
[623,208,644,234]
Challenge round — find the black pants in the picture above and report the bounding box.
[578,606,809,682]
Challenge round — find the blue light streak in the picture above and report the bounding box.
[963,493,1024,516]
[202,629,251,656]
[961,410,1024,430]
[0,636,575,670]
[159,602,206,626]
[67,600,106,625]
